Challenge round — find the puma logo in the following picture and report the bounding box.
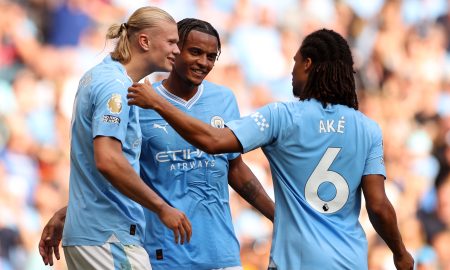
[153,123,169,134]
[115,79,125,87]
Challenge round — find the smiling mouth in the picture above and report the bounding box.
[191,69,206,76]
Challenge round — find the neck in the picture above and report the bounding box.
[163,72,199,101]
[123,58,153,83]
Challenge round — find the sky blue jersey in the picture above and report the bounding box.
[139,81,241,270]
[63,56,145,246]
[227,99,386,270]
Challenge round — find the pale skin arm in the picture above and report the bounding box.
[128,79,239,154]
[228,156,275,222]
[38,136,192,266]
[362,174,414,270]
[93,136,191,243]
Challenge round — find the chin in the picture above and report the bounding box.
[187,77,204,86]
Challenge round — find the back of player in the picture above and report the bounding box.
[228,98,385,269]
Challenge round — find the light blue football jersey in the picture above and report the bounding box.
[227,99,386,270]
[139,81,241,270]
[63,55,145,246]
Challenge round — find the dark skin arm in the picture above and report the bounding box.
[39,206,66,266]
[128,79,239,154]
[128,81,275,219]
[228,156,274,222]
[362,174,414,270]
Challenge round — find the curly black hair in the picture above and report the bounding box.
[298,29,358,110]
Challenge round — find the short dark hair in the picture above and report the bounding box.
[298,29,358,110]
[177,18,221,58]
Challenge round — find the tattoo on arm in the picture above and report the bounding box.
[239,178,262,203]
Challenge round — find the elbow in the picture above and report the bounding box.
[367,200,393,219]
[95,155,115,175]
[201,143,222,155]
[194,135,224,154]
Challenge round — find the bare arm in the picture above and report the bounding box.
[362,174,414,270]
[127,79,240,154]
[39,206,67,266]
[94,136,191,244]
[228,156,274,222]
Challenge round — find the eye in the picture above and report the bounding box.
[207,54,217,61]
[190,48,201,55]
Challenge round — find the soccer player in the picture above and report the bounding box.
[40,18,274,270]
[138,18,274,270]
[41,7,191,269]
[127,29,415,269]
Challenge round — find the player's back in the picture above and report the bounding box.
[263,99,384,269]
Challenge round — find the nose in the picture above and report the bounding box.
[173,44,180,55]
[197,54,207,67]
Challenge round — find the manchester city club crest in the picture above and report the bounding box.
[210,116,225,128]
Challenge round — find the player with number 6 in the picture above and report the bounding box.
[127,29,414,270]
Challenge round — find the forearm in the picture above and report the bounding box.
[367,202,407,256]
[99,155,166,214]
[152,97,223,153]
[228,158,275,221]
[231,178,274,222]
[55,206,67,221]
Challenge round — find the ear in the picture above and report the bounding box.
[138,34,151,51]
[304,57,313,72]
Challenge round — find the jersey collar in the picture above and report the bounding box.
[156,83,204,109]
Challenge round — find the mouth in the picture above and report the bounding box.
[168,57,176,65]
[190,68,207,78]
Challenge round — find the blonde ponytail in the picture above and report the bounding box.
[106,7,175,64]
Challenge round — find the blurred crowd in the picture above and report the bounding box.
[1,0,450,269]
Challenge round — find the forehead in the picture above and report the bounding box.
[183,30,218,52]
[149,21,178,39]
[294,48,303,61]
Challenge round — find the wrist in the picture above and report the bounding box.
[154,201,166,216]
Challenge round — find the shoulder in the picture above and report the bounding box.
[202,80,235,98]
[90,68,129,97]
[355,110,382,133]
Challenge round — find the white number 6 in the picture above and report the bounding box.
[305,147,349,214]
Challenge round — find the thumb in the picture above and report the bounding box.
[144,77,151,86]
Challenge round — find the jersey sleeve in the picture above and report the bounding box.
[363,122,386,178]
[227,102,282,153]
[224,90,241,160]
[91,78,130,144]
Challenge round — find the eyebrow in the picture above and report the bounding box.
[188,46,218,54]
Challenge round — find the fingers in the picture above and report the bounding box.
[48,246,54,266]
[144,77,151,85]
[54,243,61,260]
[182,215,192,243]
[173,227,180,244]
[44,237,55,266]
[38,239,49,265]
[170,213,192,245]
[178,224,186,245]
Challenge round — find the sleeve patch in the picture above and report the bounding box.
[107,93,123,114]
[102,115,121,124]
